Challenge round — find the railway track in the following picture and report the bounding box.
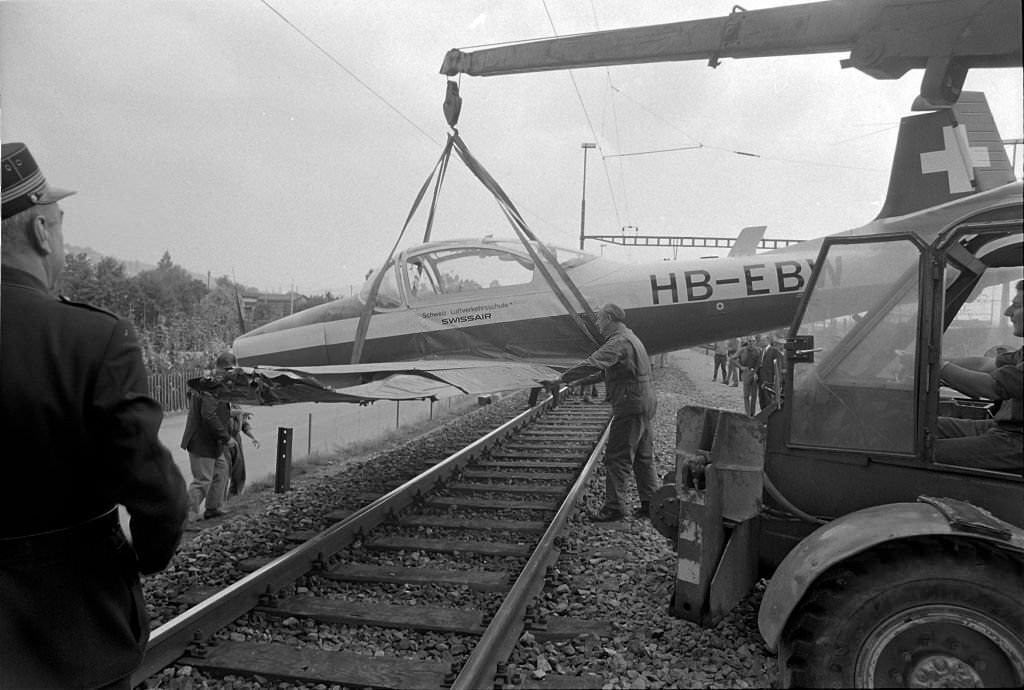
[135,389,612,689]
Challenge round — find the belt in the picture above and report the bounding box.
[0,508,121,560]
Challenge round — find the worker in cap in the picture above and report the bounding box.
[542,303,659,521]
[1,142,188,688]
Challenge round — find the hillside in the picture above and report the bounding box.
[65,244,219,285]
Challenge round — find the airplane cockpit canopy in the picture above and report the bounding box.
[358,238,596,309]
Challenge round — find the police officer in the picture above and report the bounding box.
[0,142,188,688]
[545,303,658,520]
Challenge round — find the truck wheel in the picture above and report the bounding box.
[779,538,1024,688]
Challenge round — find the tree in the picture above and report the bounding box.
[59,252,99,302]
[94,256,137,318]
[135,251,206,329]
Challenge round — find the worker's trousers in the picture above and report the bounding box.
[603,412,659,512]
[187,451,228,513]
[934,417,1023,474]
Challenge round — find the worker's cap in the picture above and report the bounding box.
[2,142,76,220]
[597,303,626,323]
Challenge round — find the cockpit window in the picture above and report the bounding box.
[405,247,535,298]
[361,242,597,308]
[358,262,401,309]
[537,244,595,269]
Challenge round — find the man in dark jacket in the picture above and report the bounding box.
[0,142,188,689]
[758,333,785,412]
[181,350,237,520]
[547,303,658,521]
[736,338,762,415]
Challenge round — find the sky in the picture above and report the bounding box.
[2,0,1021,295]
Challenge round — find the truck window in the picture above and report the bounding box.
[790,240,921,453]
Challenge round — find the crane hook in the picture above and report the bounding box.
[443,79,462,129]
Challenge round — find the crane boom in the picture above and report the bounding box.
[440,0,1022,106]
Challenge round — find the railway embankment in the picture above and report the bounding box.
[142,348,772,689]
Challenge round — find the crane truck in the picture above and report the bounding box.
[441,2,1024,685]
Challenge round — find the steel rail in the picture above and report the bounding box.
[133,394,556,685]
[452,419,611,690]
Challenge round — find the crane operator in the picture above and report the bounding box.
[934,279,1023,474]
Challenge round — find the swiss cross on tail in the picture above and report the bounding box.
[876,92,1014,219]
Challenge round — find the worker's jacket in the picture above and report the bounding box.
[562,322,656,417]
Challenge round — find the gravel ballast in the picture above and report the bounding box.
[142,348,777,689]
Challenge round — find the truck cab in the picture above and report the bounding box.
[657,207,1023,687]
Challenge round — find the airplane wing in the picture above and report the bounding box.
[187,359,568,406]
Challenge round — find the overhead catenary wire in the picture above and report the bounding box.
[258,0,563,236]
[589,0,632,229]
[608,83,887,171]
[259,0,441,147]
[540,0,623,229]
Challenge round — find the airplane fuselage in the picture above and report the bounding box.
[235,181,1021,371]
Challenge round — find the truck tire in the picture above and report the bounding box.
[778,538,1024,688]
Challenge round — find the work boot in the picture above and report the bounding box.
[204,508,228,520]
[591,506,624,522]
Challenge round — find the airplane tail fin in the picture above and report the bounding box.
[876,92,1015,219]
[727,225,767,257]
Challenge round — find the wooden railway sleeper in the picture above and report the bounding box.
[136,398,609,688]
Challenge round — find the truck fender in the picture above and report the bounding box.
[757,498,1024,653]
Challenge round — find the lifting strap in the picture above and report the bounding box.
[350,137,454,363]
[350,109,602,363]
[448,133,601,346]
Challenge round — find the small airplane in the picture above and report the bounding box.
[220,90,1019,405]
[208,0,1021,405]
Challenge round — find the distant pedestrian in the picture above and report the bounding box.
[181,350,237,520]
[1,142,188,689]
[736,339,762,415]
[712,341,728,382]
[544,303,658,521]
[758,334,785,412]
[226,406,260,498]
[726,337,741,386]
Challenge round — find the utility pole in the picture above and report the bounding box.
[579,142,596,250]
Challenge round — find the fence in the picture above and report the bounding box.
[148,369,203,413]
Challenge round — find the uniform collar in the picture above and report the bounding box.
[1,265,50,294]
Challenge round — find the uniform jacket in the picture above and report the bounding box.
[0,267,188,688]
[562,322,656,417]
